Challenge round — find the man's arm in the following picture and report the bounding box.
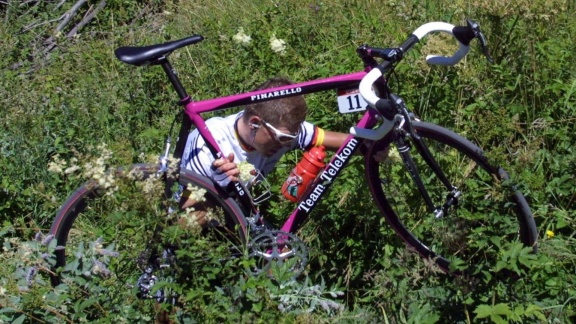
[322,130,351,152]
[322,130,385,159]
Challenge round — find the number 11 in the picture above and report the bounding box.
[347,94,362,110]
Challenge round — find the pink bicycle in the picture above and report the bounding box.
[49,20,538,296]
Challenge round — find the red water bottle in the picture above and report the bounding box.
[281,146,327,202]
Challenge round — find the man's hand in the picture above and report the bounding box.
[212,153,240,182]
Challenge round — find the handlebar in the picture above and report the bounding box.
[358,19,491,110]
[414,22,471,66]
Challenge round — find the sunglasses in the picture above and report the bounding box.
[261,119,299,144]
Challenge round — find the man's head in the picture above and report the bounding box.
[241,77,307,156]
[243,77,307,134]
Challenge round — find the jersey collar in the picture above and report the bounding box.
[234,117,255,152]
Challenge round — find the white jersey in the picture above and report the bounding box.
[181,111,318,187]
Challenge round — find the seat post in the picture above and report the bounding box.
[159,58,189,101]
[156,57,193,161]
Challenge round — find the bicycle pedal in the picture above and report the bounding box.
[136,272,159,299]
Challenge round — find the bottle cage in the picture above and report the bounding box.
[244,169,272,205]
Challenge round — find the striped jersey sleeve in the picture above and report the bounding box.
[297,121,323,150]
[181,114,240,188]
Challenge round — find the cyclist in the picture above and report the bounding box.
[179,77,350,225]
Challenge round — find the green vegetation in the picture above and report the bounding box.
[1,0,574,322]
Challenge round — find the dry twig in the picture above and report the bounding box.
[66,1,107,38]
[43,0,107,55]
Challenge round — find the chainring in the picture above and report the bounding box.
[247,230,308,278]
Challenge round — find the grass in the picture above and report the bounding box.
[1,0,575,322]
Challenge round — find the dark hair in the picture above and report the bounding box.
[243,77,307,131]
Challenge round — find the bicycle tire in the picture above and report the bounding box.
[49,163,247,286]
[365,121,538,273]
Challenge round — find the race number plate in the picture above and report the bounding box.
[337,88,368,114]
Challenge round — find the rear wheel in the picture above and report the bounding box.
[365,121,538,273]
[49,163,247,289]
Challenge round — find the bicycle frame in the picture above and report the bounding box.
[176,70,381,233]
[49,20,536,286]
[126,19,493,236]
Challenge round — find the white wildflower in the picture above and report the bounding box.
[47,155,66,174]
[20,243,34,260]
[93,239,119,257]
[180,208,200,228]
[0,286,6,295]
[269,34,287,55]
[233,27,252,46]
[64,165,80,174]
[167,158,181,179]
[179,208,213,234]
[140,177,162,195]
[127,168,145,180]
[83,161,92,172]
[186,184,207,202]
[237,161,255,183]
[105,187,118,196]
[97,143,112,161]
[81,143,117,195]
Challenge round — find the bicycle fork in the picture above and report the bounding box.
[390,95,461,219]
[394,134,460,219]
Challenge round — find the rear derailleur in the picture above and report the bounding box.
[135,248,178,303]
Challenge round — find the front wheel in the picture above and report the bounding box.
[365,121,538,273]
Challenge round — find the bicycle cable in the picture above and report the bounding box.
[167,111,183,142]
[387,68,401,97]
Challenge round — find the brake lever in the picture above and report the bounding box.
[466,19,494,63]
